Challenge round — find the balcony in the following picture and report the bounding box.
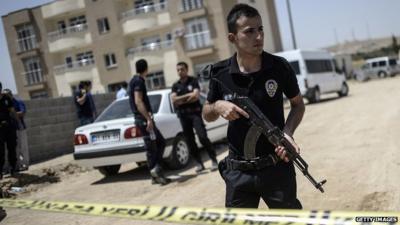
[41,0,85,19]
[22,69,45,87]
[47,24,92,53]
[184,31,213,54]
[16,36,39,53]
[126,40,174,67]
[121,2,171,35]
[53,59,96,84]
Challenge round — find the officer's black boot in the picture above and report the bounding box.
[150,165,170,185]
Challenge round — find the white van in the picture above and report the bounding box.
[361,56,399,78]
[274,49,349,103]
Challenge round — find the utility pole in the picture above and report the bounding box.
[334,28,339,45]
[286,0,297,49]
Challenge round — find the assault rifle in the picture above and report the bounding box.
[200,65,327,193]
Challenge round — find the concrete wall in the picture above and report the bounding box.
[24,93,115,163]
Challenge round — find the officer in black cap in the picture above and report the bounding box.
[0,82,18,179]
[203,4,305,209]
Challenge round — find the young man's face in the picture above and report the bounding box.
[229,15,264,56]
[176,65,188,79]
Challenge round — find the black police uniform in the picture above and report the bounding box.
[172,76,217,166]
[128,75,166,170]
[0,94,17,176]
[207,51,302,209]
[73,90,94,126]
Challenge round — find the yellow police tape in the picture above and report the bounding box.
[0,199,398,225]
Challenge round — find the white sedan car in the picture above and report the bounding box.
[73,89,227,176]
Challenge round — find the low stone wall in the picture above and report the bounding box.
[24,93,116,163]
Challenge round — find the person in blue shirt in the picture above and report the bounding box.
[3,89,26,130]
[74,81,96,126]
[0,83,18,179]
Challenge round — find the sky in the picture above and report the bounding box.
[1,0,400,94]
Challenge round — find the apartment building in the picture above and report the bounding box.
[2,0,282,99]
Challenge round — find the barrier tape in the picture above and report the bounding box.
[0,199,398,225]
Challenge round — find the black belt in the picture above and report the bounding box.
[226,154,279,171]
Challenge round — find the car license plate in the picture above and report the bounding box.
[91,130,120,144]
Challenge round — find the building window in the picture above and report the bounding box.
[22,57,43,86]
[134,0,155,14]
[181,0,203,12]
[76,51,94,66]
[141,35,161,50]
[30,90,48,99]
[69,15,87,27]
[97,17,110,34]
[57,21,67,33]
[108,81,127,92]
[146,71,165,90]
[165,33,173,46]
[184,17,211,50]
[69,15,87,32]
[16,23,37,53]
[104,53,117,68]
[65,56,73,68]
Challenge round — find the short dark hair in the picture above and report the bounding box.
[78,81,85,89]
[227,3,260,33]
[3,88,12,96]
[136,59,148,74]
[176,61,188,69]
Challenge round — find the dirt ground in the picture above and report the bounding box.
[2,76,400,224]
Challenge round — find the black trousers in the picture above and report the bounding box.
[135,119,166,170]
[219,156,302,209]
[0,122,17,172]
[179,113,217,165]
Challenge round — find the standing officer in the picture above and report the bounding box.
[3,89,29,171]
[128,59,170,185]
[202,4,305,209]
[74,81,95,126]
[0,82,18,179]
[171,62,218,173]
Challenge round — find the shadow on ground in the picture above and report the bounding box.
[91,142,228,185]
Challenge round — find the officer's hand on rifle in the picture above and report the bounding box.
[214,100,249,121]
[275,133,300,163]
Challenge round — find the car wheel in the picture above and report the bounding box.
[165,135,190,170]
[97,165,121,176]
[309,87,321,103]
[378,71,387,78]
[338,82,349,97]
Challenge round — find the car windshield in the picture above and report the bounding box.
[389,59,397,65]
[95,94,162,122]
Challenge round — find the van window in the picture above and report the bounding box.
[289,61,300,75]
[371,62,378,68]
[305,60,333,73]
[378,61,386,67]
[389,59,397,65]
